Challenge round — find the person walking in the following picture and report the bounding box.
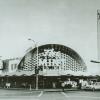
[61,82,65,92]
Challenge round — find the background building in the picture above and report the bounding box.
[2,57,21,73]
[0,57,3,74]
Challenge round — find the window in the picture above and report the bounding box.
[11,64,13,70]
[15,64,17,69]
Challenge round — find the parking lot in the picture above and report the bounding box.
[61,91,100,100]
[0,89,100,100]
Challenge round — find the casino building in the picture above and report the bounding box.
[16,44,87,88]
[18,44,86,74]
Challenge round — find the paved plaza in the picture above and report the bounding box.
[0,89,99,100]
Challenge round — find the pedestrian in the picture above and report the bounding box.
[61,82,65,92]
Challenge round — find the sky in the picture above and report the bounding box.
[0,0,100,75]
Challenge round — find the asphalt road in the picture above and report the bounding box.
[0,89,100,100]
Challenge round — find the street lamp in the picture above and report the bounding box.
[28,39,36,48]
[28,38,39,90]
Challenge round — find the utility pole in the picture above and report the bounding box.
[28,38,39,90]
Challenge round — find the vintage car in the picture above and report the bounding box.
[82,82,100,91]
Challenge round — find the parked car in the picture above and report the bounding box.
[82,84,93,90]
[82,82,100,91]
[93,82,100,90]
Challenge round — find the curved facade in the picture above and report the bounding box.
[18,44,87,76]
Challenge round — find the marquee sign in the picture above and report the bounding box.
[38,48,66,67]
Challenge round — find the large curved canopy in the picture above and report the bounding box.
[18,44,87,75]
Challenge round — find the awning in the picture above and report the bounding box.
[0,71,35,77]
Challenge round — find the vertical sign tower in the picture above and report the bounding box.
[97,10,100,60]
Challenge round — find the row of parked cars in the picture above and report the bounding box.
[82,82,100,91]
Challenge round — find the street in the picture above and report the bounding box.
[0,89,99,100]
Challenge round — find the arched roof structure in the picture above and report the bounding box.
[18,44,87,76]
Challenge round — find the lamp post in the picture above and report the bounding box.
[28,38,39,90]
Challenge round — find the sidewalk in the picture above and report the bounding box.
[0,87,80,92]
